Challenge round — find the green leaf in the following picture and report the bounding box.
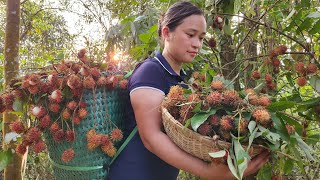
[191,109,217,131]
[284,159,294,174]
[294,133,316,161]
[227,151,240,180]
[248,126,258,151]
[307,12,320,18]
[208,150,226,158]
[12,99,23,112]
[267,101,295,112]
[297,97,320,107]
[257,164,272,180]
[138,33,150,43]
[248,121,256,134]
[0,150,13,171]
[309,75,320,93]
[309,20,320,34]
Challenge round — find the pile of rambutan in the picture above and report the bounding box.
[3,49,128,163]
[161,73,317,179]
[162,75,273,144]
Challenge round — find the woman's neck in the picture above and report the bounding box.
[162,50,182,75]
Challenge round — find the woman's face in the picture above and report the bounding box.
[163,15,207,64]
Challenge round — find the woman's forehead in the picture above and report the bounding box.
[178,15,206,33]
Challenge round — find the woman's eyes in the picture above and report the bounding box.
[186,33,204,41]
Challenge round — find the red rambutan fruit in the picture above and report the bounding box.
[79,101,87,108]
[50,122,60,133]
[86,129,96,139]
[211,80,225,91]
[295,62,305,74]
[252,71,261,80]
[208,115,220,126]
[52,129,65,143]
[119,79,128,90]
[100,135,110,146]
[97,76,107,86]
[61,148,75,163]
[265,74,273,83]
[65,130,76,142]
[16,143,27,155]
[167,85,184,101]
[87,134,102,150]
[49,90,63,103]
[222,90,242,107]
[272,59,281,67]
[62,108,71,120]
[31,105,46,118]
[307,63,318,74]
[79,66,90,77]
[25,127,41,143]
[208,38,216,48]
[39,115,51,129]
[214,16,223,24]
[206,91,222,106]
[49,103,60,113]
[252,108,271,126]
[67,101,78,111]
[111,128,123,142]
[10,121,25,133]
[106,75,118,90]
[220,115,234,132]
[67,74,82,90]
[83,76,96,89]
[259,96,271,106]
[296,77,307,87]
[179,104,194,122]
[101,143,116,157]
[33,140,46,153]
[27,85,40,94]
[28,74,41,86]
[187,93,201,103]
[78,108,88,119]
[90,67,101,79]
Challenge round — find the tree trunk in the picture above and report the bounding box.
[3,0,24,180]
[220,34,240,90]
[243,5,260,88]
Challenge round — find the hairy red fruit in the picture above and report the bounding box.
[251,71,261,80]
[296,77,307,87]
[211,80,225,91]
[10,121,25,133]
[61,148,75,163]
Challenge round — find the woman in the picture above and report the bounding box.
[108,2,269,180]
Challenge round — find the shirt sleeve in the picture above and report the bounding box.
[128,60,166,95]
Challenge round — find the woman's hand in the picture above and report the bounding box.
[244,150,270,177]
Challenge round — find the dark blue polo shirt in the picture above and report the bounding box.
[108,52,186,180]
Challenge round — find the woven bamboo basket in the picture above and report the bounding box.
[162,107,265,162]
[44,87,129,180]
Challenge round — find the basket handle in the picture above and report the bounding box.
[109,126,138,165]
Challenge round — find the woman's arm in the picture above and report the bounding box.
[131,88,235,179]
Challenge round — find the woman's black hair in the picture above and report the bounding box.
[157,1,204,38]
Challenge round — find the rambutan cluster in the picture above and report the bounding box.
[3,48,127,163]
[86,128,122,157]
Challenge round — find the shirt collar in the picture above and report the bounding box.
[154,52,186,77]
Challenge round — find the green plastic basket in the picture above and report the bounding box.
[44,87,129,180]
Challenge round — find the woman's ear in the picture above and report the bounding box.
[162,26,170,40]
